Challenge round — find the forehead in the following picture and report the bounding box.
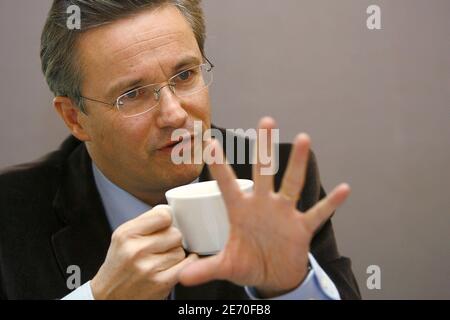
[77,5,201,90]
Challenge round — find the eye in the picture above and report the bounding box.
[177,70,193,81]
[124,89,139,100]
[123,86,149,101]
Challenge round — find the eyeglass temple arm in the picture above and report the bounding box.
[203,55,215,69]
[80,96,116,107]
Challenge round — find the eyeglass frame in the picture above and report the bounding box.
[78,56,214,116]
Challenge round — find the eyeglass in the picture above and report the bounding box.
[80,57,214,118]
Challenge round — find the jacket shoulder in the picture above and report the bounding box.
[0,135,81,201]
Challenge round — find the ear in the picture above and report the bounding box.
[53,96,91,142]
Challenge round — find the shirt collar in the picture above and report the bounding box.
[92,162,199,231]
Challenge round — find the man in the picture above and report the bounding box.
[0,0,360,299]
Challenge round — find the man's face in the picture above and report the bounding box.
[76,5,211,202]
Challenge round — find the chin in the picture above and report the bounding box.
[164,162,204,188]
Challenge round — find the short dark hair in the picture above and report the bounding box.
[40,0,205,112]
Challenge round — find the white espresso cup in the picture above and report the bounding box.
[165,179,254,255]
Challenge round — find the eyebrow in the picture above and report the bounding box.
[106,55,202,98]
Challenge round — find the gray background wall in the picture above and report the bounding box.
[0,0,449,299]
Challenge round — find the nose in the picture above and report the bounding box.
[155,85,188,129]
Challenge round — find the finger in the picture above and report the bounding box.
[137,226,183,254]
[178,253,226,286]
[252,117,277,195]
[116,205,173,237]
[151,246,187,272]
[207,140,242,207]
[159,253,199,287]
[303,183,351,233]
[279,133,311,202]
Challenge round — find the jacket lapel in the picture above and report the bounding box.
[51,140,112,285]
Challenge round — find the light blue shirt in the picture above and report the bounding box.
[62,162,340,300]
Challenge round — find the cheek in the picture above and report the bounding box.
[114,118,150,150]
[94,114,150,158]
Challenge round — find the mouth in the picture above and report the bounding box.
[157,134,196,153]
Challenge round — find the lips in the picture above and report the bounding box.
[157,134,195,152]
[161,140,181,149]
[158,140,182,152]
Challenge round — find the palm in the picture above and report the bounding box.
[220,196,311,289]
[179,118,350,294]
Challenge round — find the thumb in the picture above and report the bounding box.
[178,253,225,286]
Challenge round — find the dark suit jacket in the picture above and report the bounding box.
[0,128,360,300]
